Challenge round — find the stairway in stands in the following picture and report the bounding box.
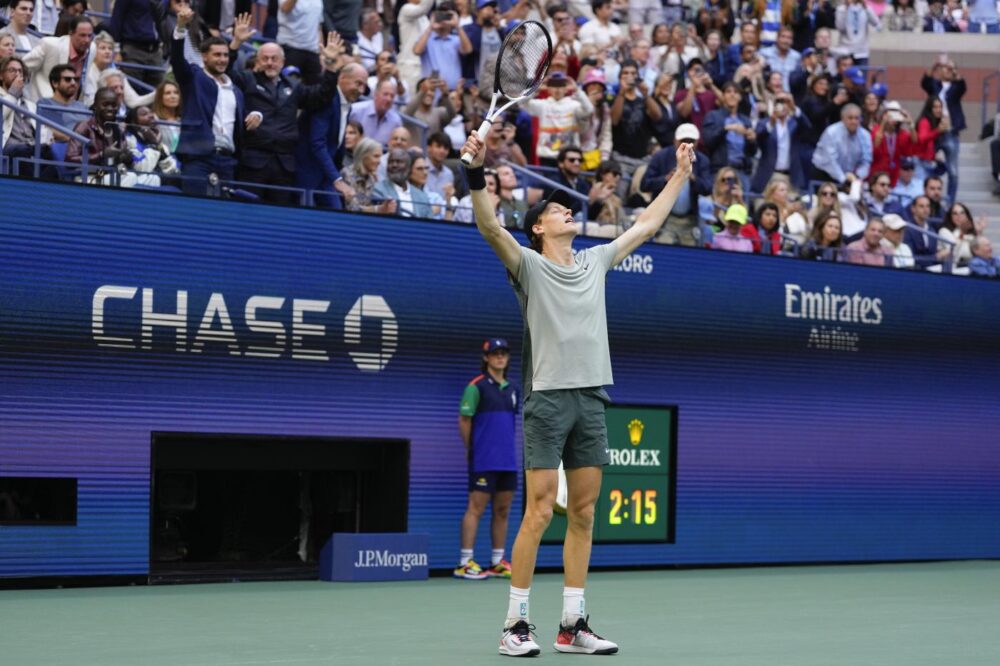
[957,141,1000,247]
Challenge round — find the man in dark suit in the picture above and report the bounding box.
[226,13,343,204]
[702,81,756,189]
[921,58,966,204]
[171,6,246,195]
[640,123,712,246]
[295,62,367,209]
[903,195,948,269]
[751,92,811,193]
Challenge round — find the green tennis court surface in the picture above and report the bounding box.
[2,561,998,665]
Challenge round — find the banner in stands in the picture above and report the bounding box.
[1,178,999,578]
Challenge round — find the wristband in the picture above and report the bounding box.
[466,165,486,191]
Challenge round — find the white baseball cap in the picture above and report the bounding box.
[676,123,700,142]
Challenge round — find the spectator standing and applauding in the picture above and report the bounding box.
[227,12,342,204]
[171,6,245,195]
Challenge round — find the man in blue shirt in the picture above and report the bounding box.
[456,338,520,581]
[812,103,872,184]
[412,2,472,90]
[349,78,403,147]
[36,64,89,137]
[969,237,1000,277]
[759,26,801,93]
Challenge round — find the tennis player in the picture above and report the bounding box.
[461,131,695,657]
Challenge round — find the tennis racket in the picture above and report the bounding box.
[461,20,553,165]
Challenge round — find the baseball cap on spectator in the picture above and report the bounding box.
[871,82,888,99]
[483,338,509,353]
[900,156,915,170]
[882,214,907,231]
[883,100,904,122]
[476,0,497,8]
[548,71,568,86]
[523,189,576,243]
[676,123,700,143]
[802,47,815,57]
[845,67,865,85]
[581,69,607,91]
[724,204,748,226]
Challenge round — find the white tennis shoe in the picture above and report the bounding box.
[499,620,541,657]
[553,616,619,655]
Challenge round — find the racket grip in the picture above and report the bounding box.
[460,119,494,166]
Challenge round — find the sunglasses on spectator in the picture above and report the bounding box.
[60,75,80,82]
[820,190,836,197]
[723,177,737,185]
[564,156,582,163]
[678,139,696,145]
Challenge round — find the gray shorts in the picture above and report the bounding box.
[522,387,611,469]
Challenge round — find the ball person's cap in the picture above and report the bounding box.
[524,189,576,244]
[483,338,510,353]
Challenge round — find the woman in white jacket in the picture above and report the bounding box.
[81,32,155,108]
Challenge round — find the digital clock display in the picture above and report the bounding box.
[541,405,676,544]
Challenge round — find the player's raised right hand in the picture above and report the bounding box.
[463,131,487,169]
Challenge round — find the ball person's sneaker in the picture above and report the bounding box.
[499,620,541,657]
[452,559,488,580]
[487,559,513,578]
[553,615,619,655]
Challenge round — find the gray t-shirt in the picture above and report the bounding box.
[510,241,619,396]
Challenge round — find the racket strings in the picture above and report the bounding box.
[496,22,551,99]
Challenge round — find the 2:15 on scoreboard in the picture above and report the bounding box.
[540,405,677,545]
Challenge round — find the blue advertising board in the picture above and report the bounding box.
[1,178,999,578]
[320,533,429,582]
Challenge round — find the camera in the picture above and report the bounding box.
[434,10,452,22]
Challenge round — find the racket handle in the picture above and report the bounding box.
[460,119,494,166]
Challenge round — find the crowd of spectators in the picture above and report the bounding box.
[1,0,999,276]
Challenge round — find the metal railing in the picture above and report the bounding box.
[0,96,91,179]
[501,161,590,206]
[900,218,955,272]
[981,70,1000,130]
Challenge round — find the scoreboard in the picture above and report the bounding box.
[541,405,677,544]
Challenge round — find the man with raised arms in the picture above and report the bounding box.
[460,130,694,657]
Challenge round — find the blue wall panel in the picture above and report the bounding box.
[1,178,999,578]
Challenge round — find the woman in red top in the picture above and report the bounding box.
[913,97,950,180]
[870,102,917,186]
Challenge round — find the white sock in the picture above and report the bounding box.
[562,587,585,625]
[491,548,505,566]
[459,549,473,566]
[506,586,530,627]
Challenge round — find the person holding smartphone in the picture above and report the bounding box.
[413,2,472,90]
